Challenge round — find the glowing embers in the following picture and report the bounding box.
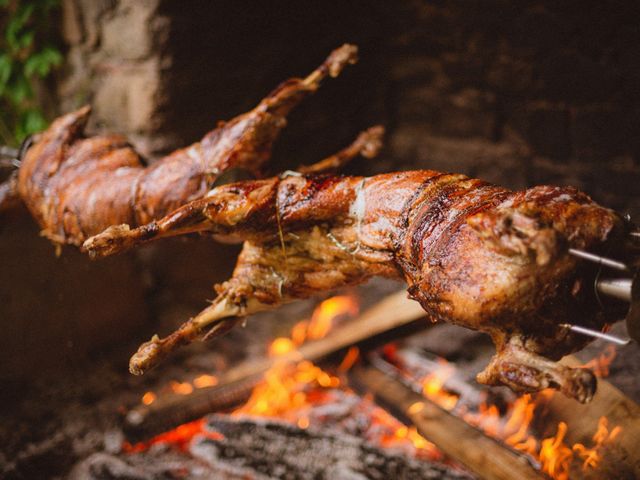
[123,418,223,453]
[141,391,156,406]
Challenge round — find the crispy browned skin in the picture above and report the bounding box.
[84,170,622,402]
[11,44,359,245]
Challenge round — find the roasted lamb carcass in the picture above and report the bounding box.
[3,44,360,246]
[84,168,625,403]
[6,43,631,403]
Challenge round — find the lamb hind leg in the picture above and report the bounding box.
[477,335,597,403]
[129,252,284,375]
[83,126,384,258]
[129,225,383,375]
[129,295,271,375]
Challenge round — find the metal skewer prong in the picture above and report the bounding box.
[568,248,629,272]
[560,324,631,345]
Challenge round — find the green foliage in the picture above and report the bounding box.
[0,0,62,146]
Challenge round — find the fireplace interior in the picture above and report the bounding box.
[1,1,639,479]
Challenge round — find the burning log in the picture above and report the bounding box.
[124,291,426,441]
[350,364,544,480]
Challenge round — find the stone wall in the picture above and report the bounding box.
[59,0,171,154]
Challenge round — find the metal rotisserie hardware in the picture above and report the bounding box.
[567,219,640,344]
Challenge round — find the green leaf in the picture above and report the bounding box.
[24,54,42,77]
[23,109,47,134]
[1,0,60,144]
[14,3,35,29]
[6,75,32,105]
[0,54,12,93]
[24,46,62,78]
[19,31,35,50]
[14,121,26,144]
[42,46,63,66]
[6,4,35,51]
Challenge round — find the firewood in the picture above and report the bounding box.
[350,364,544,480]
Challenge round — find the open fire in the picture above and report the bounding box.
[123,294,626,479]
[125,295,443,462]
[384,343,622,480]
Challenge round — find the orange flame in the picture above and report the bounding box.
[415,353,621,480]
[367,397,440,458]
[232,295,440,459]
[338,346,360,372]
[308,295,358,339]
[234,295,358,418]
[123,418,223,453]
[572,416,622,470]
[539,422,573,480]
[462,390,622,479]
[233,360,340,418]
[288,295,359,345]
[420,359,459,411]
[141,391,156,406]
[269,337,297,357]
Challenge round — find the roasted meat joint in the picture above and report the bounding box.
[3,44,638,408]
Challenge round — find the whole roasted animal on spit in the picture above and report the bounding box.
[3,45,638,403]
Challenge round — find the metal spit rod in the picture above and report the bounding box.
[596,277,633,302]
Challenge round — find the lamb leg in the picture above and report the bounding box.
[128,224,393,375]
[83,126,384,258]
[15,45,359,246]
[477,335,596,403]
